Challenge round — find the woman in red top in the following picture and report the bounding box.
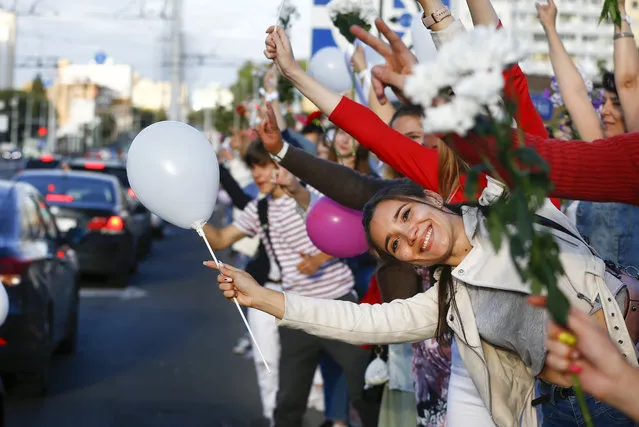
[442,130,639,206]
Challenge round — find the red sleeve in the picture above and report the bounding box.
[446,131,639,206]
[503,65,548,139]
[496,19,547,139]
[329,97,440,192]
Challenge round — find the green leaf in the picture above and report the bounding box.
[332,14,371,44]
[487,213,505,252]
[546,282,570,328]
[464,164,489,200]
[513,146,549,173]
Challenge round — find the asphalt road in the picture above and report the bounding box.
[4,212,323,426]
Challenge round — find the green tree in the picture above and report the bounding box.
[30,74,46,98]
[98,112,117,144]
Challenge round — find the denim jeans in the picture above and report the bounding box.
[536,380,636,426]
[320,353,350,422]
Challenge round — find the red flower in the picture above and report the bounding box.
[236,105,247,116]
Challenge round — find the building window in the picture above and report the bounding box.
[633,0,638,8]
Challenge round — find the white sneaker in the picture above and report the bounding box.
[232,336,251,355]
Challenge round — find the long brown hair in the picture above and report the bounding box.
[361,182,462,345]
[437,141,469,202]
[325,127,373,175]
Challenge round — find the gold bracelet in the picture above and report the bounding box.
[614,32,635,40]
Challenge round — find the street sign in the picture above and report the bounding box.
[530,93,554,121]
[310,0,419,56]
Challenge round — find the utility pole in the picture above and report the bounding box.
[46,86,57,152]
[169,0,182,121]
[23,95,32,143]
[10,96,18,147]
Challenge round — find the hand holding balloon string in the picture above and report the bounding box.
[196,225,271,374]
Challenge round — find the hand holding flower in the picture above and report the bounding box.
[264,26,302,79]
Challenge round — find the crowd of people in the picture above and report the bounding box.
[207,0,639,425]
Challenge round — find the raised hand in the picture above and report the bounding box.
[350,18,416,104]
[264,26,302,78]
[530,296,639,408]
[536,0,558,31]
[271,166,303,196]
[254,103,284,155]
[205,261,262,308]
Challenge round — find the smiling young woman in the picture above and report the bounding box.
[207,177,637,427]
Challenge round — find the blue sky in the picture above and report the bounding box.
[14,0,313,90]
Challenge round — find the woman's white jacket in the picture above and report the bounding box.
[278,178,638,427]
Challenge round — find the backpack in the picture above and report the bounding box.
[535,215,639,344]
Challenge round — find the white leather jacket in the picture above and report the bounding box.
[279,178,637,427]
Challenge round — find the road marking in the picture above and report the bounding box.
[80,286,147,300]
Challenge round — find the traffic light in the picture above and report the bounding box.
[37,126,47,137]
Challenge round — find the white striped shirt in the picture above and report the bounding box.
[234,194,354,299]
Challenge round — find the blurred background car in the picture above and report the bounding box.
[1,148,22,161]
[66,158,153,256]
[13,170,146,288]
[21,154,66,172]
[0,180,80,396]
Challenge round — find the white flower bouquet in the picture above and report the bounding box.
[403,25,529,135]
[327,0,377,44]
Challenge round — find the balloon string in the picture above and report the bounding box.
[196,226,272,374]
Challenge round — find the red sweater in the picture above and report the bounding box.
[329,65,558,206]
[447,130,639,206]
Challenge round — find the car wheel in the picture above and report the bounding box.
[58,282,79,355]
[108,267,129,288]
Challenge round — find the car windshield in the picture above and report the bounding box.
[25,159,60,169]
[16,175,116,205]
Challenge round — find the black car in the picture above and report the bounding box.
[66,158,154,255]
[22,154,65,171]
[0,180,80,396]
[14,170,146,287]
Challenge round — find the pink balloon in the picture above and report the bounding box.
[306,197,369,258]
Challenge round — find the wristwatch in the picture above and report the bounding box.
[622,15,632,25]
[422,7,452,28]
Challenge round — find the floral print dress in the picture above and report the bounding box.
[412,266,452,427]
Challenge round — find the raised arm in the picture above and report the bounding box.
[614,0,639,132]
[255,104,395,209]
[329,96,441,191]
[219,163,252,210]
[210,262,439,345]
[278,143,394,210]
[444,130,639,205]
[537,0,602,141]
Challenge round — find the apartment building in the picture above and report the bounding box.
[451,0,615,77]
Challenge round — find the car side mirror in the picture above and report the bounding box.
[64,227,86,246]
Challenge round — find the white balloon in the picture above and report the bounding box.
[0,285,7,327]
[309,47,353,94]
[411,15,438,63]
[385,87,399,104]
[126,121,220,230]
[362,44,385,67]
